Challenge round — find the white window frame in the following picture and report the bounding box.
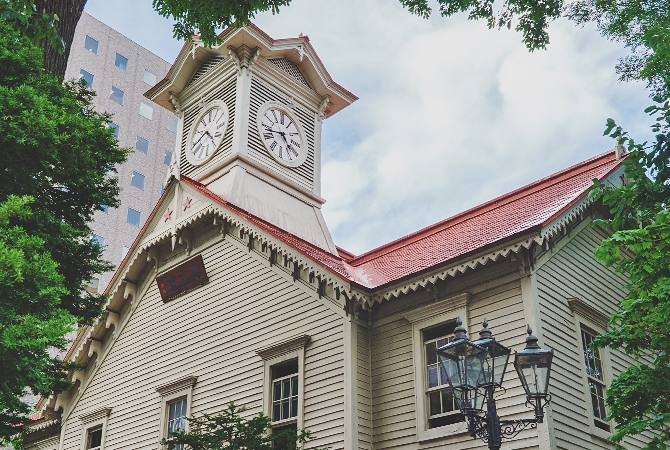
[405,293,470,442]
[568,298,613,441]
[79,407,111,450]
[255,335,310,431]
[156,375,197,449]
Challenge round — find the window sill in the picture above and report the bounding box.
[590,423,613,442]
[417,421,469,442]
[271,418,297,427]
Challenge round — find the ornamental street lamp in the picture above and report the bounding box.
[437,318,554,450]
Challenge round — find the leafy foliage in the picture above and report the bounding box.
[162,402,327,450]
[567,0,670,98]
[0,196,78,442]
[0,0,64,54]
[590,97,670,449]
[0,22,127,442]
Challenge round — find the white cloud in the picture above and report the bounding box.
[85,0,653,255]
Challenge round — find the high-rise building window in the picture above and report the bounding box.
[107,122,120,139]
[127,208,141,227]
[110,86,124,105]
[114,52,128,71]
[84,35,98,54]
[100,205,109,214]
[167,116,178,134]
[122,246,130,259]
[79,69,94,87]
[139,102,153,120]
[143,69,157,85]
[164,150,174,166]
[131,171,145,190]
[92,234,105,249]
[136,136,149,154]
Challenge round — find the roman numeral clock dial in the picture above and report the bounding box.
[257,103,306,167]
[185,100,230,166]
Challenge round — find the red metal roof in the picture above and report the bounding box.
[182,150,622,290]
[347,150,622,288]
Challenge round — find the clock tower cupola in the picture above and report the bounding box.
[146,25,357,254]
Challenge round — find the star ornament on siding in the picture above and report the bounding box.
[164,208,172,222]
[183,197,192,211]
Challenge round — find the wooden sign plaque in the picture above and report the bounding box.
[156,254,208,302]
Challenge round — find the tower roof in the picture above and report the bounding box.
[145,23,357,116]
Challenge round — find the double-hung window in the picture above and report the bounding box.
[167,398,187,450]
[86,426,103,449]
[581,326,610,431]
[424,323,461,428]
[272,360,299,423]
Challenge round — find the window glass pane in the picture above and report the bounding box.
[164,150,174,165]
[291,376,298,397]
[136,136,149,154]
[273,401,281,422]
[139,102,153,120]
[127,208,141,227]
[282,379,290,400]
[167,116,178,133]
[86,427,102,448]
[429,391,441,416]
[79,69,94,87]
[290,397,298,418]
[84,35,98,54]
[107,122,119,139]
[100,205,109,214]
[425,342,437,365]
[115,53,128,71]
[92,234,105,248]
[281,399,289,419]
[110,86,124,105]
[122,246,130,259]
[131,171,145,190]
[273,380,281,401]
[441,389,456,413]
[144,69,157,85]
[427,365,438,388]
[87,277,99,290]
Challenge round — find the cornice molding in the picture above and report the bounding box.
[403,293,471,324]
[255,334,311,360]
[79,406,111,424]
[568,297,609,330]
[156,375,198,396]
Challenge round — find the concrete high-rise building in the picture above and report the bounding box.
[65,13,178,290]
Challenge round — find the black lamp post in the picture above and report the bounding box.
[437,318,553,450]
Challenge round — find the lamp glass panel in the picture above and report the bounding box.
[438,340,486,390]
[515,352,552,396]
[477,338,511,387]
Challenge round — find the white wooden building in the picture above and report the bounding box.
[24,24,647,450]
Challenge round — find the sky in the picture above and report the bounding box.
[85,0,653,255]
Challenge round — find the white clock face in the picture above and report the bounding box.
[186,100,230,166]
[258,104,306,167]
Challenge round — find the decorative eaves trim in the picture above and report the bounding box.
[371,234,544,305]
[403,293,471,324]
[79,407,111,424]
[255,334,310,360]
[541,195,592,241]
[156,375,198,396]
[568,298,610,330]
[27,418,59,432]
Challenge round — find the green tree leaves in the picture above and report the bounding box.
[591,97,670,448]
[0,23,127,443]
[162,402,326,450]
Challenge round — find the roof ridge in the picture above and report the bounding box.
[348,149,617,265]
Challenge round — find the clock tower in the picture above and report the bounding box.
[146,25,357,254]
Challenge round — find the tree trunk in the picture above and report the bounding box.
[34,0,88,76]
